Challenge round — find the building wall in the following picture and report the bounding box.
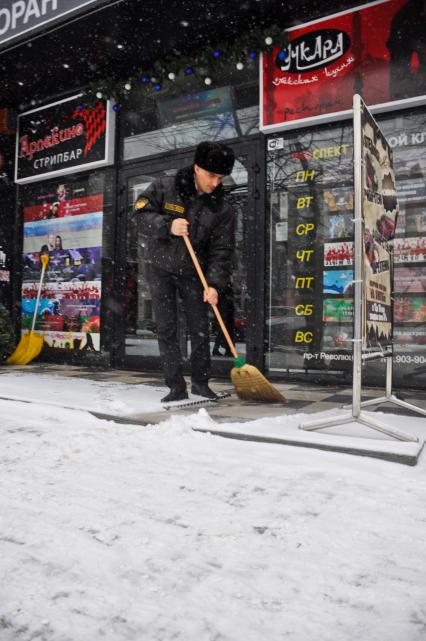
[6,0,426,388]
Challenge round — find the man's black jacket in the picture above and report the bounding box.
[133,165,234,291]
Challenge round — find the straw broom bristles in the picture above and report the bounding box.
[231,359,287,402]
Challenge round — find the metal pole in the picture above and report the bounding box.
[352,94,364,419]
[386,349,393,398]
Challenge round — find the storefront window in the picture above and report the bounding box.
[18,170,112,352]
[266,122,354,379]
[377,109,426,385]
[121,71,258,161]
[266,107,426,389]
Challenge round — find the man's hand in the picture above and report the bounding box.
[170,218,189,236]
[203,287,218,306]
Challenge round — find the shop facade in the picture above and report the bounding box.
[2,0,425,389]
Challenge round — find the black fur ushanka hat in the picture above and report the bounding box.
[194,141,235,176]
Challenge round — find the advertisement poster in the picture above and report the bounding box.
[395,209,426,236]
[20,174,103,351]
[361,99,397,346]
[322,325,353,349]
[394,266,426,293]
[21,281,100,350]
[394,295,426,322]
[323,297,354,322]
[157,87,236,129]
[396,179,426,205]
[393,236,426,263]
[323,269,354,294]
[323,188,354,212]
[261,0,424,130]
[327,214,353,239]
[16,95,114,184]
[324,242,354,266]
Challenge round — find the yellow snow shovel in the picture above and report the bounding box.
[7,254,49,365]
[183,236,286,403]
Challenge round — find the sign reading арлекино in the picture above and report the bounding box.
[0,0,98,48]
[15,94,115,184]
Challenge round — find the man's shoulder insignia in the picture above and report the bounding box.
[164,202,185,214]
[135,197,149,210]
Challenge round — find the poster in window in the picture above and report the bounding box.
[393,236,426,262]
[323,269,354,295]
[20,175,104,351]
[324,241,354,266]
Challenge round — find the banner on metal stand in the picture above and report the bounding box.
[298,94,424,441]
[360,98,398,346]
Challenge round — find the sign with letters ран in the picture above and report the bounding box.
[0,0,98,48]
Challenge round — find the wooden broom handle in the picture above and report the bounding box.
[183,235,238,359]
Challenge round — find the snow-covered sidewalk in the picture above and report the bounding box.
[1,393,426,641]
[0,371,168,415]
[0,371,423,465]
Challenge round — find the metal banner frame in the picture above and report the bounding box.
[300,94,425,442]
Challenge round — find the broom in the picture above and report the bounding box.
[183,235,286,403]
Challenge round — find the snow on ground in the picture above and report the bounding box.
[1,392,426,641]
[0,372,167,415]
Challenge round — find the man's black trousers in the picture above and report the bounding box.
[148,265,211,389]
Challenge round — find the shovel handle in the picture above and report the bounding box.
[183,235,238,360]
[30,254,49,332]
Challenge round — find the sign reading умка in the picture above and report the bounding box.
[0,0,97,47]
[15,94,115,184]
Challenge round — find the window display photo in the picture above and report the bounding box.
[19,174,104,351]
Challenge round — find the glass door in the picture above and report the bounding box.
[114,142,257,374]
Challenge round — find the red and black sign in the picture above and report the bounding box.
[261,0,425,130]
[15,94,115,184]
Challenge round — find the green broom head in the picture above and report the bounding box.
[233,357,246,368]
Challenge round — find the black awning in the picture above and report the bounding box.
[0,0,373,109]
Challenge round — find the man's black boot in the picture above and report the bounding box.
[191,382,218,400]
[161,386,188,403]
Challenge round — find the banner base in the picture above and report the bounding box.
[299,410,418,443]
[349,394,426,416]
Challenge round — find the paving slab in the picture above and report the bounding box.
[191,410,426,466]
[1,364,425,465]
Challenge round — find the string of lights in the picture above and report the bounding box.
[84,24,288,111]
